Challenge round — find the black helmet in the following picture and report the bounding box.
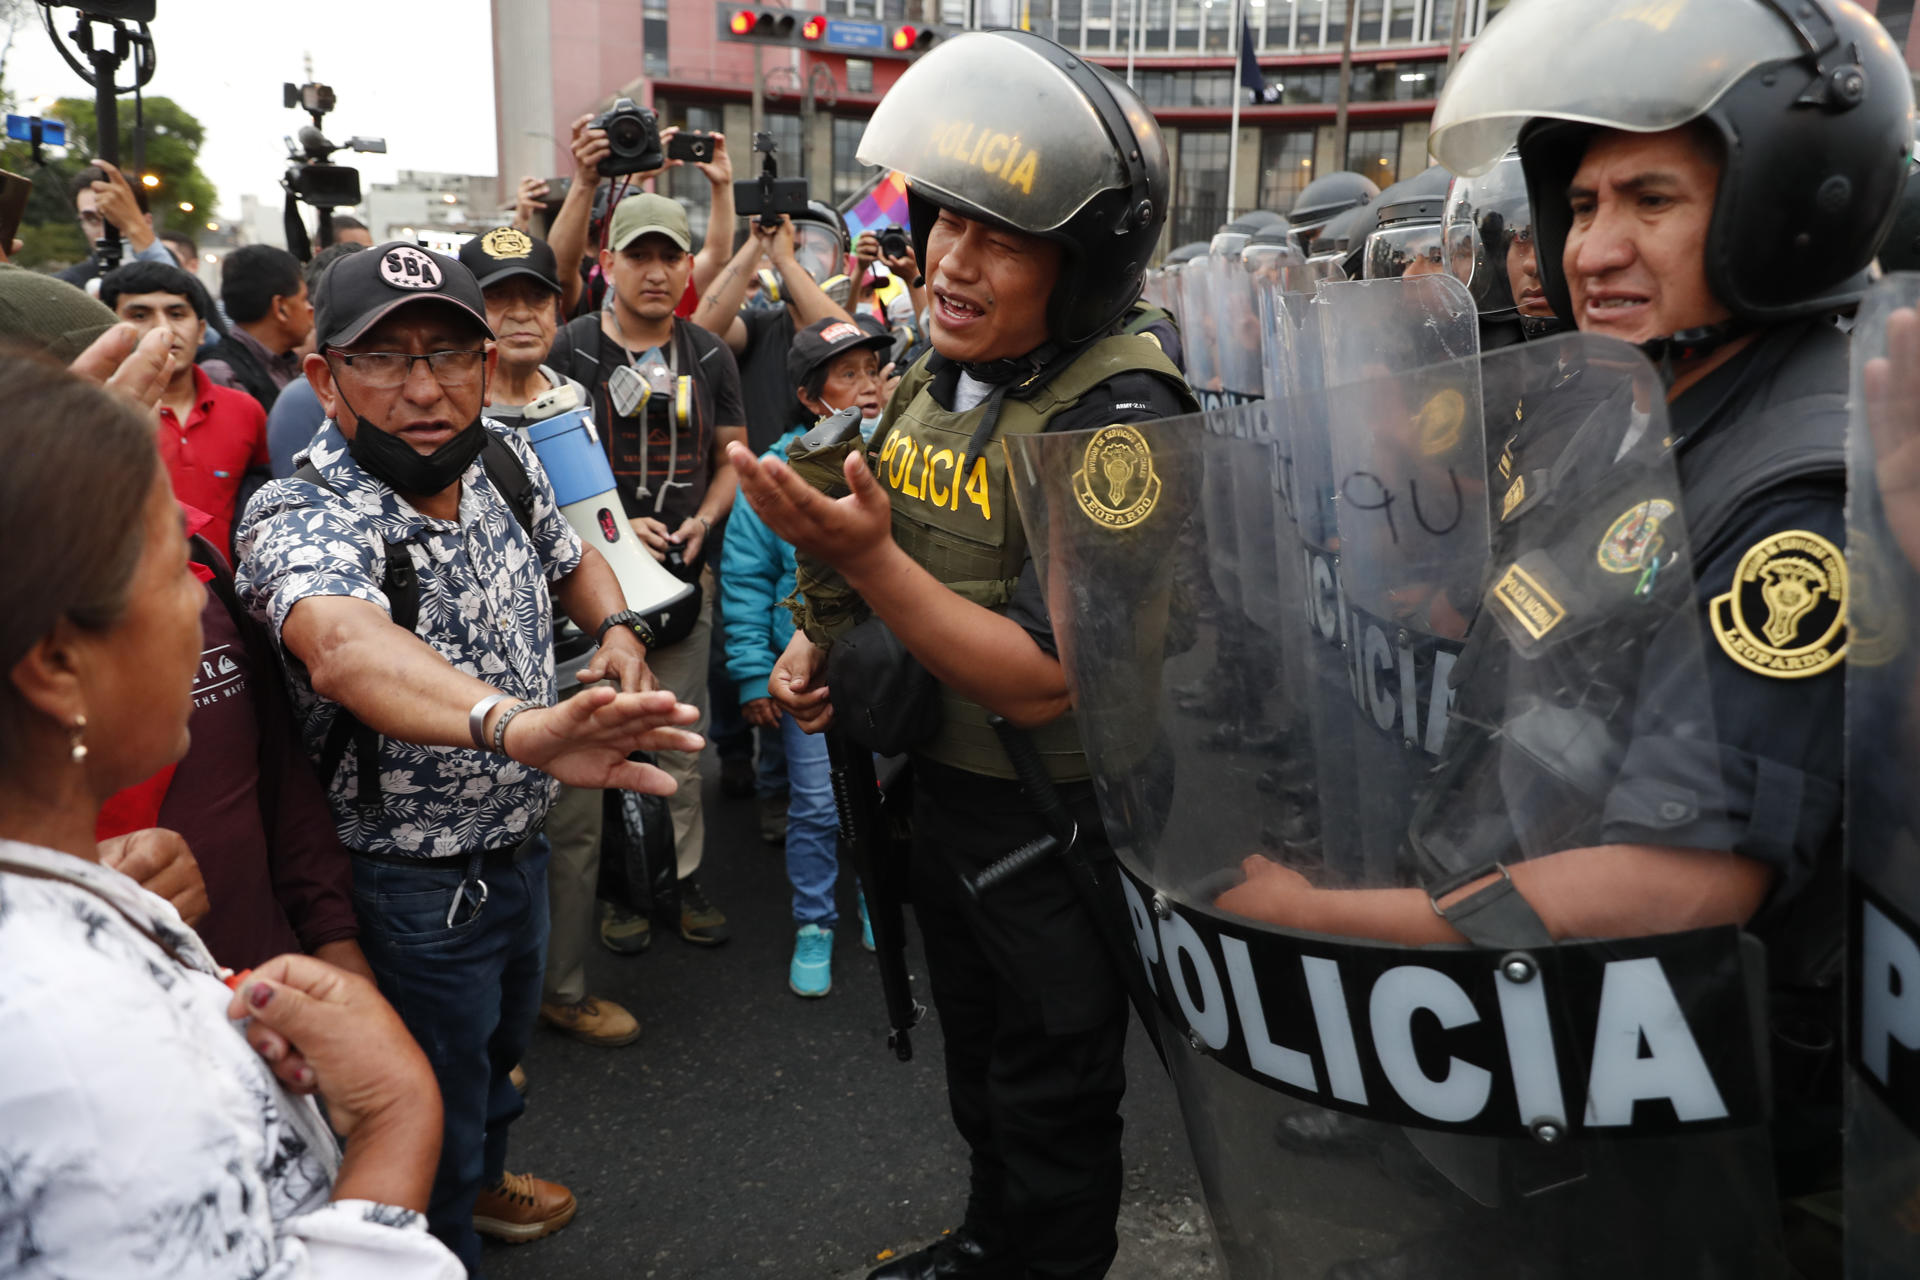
[1164,241,1210,266]
[1289,171,1380,243]
[1879,164,1920,273]
[857,29,1170,347]
[1362,164,1454,281]
[1325,203,1382,281]
[1430,0,1915,330]
[1442,148,1565,339]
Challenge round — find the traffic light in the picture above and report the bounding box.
[801,14,828,42]
[889,23,942,55]
[718,4,798,43]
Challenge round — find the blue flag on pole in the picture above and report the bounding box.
[1239,18,1282,102]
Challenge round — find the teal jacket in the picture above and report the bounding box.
[720,426,806,704]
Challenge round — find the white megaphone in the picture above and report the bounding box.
[520,384,700,648]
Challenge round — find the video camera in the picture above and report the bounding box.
[592,97,665,177]
[735,131,809,230]
[282,81,385,210]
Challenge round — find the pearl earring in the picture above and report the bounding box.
[69,714,87,765]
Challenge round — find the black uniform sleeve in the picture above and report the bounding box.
[1003,370,1193,656]
[1602,481,1844,910]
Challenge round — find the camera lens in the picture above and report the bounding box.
[610,117,645,151]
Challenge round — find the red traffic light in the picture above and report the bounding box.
[729,9,754,35]
[802,14,827,40]
[891,23,917,52]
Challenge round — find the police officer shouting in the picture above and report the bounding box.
[1218,0,1912,1267]
[729,30,1198,1280]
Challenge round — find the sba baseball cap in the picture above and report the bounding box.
[608,193,691,253]
[459,226,562,294]
[315,242,492,349]
[787,317,893,391]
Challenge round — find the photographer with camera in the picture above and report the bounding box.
[546,106,736,323]
[854,227,926,336]
[546,194,747,949]
[57,160,178,291]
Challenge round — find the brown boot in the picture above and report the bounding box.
[472,1170,577,1243]
[539,996,641,1047]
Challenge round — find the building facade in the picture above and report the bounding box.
[494,0,1920,257]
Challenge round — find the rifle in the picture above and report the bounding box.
[826,732,924,1061]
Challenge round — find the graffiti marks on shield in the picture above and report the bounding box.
[1709,529,1847,678]
[1074,425,1161,529]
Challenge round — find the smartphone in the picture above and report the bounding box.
[0,170,32,253]
[667,131,716,165]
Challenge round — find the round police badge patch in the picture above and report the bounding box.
[480,227,534,259]
[1415,387,1467,456]
[1074,425,1160,529]
[1708,529,1847,679]
[380,245,443,290]
[1596,498,1674,574]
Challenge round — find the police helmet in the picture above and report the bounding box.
[1326,203,1382,281]
[1430,0,1916,329]
[1442,149,1565,338]
[1879,164,1920,273]
[1289,171,1380,244]
[1362,164,1454,281]
[857,29,1170,346]
[1164,241,1210,266]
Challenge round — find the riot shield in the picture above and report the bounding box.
[1006,332,1783,1279]
[1845,273,1920,1278]
[1179,256,1222,400]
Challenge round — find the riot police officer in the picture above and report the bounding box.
[1359,164,1454,282]
[1288,169,1380,254]
[728,29,1198,1280]
[1443,149,1567,349]
[1218,0,1912,1269]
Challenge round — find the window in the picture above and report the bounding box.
[1386,0,1414,40]
[764,111,805,180]
[1279,68,1331,104]
[1345,127,1399,189]
[1349,60,1444,101]
[1173,130,1231,246]
[1203,0,1231,51]
[1258,128,1315,214]
[832,117,875,203]
[1086,0,1114,50]
[1296,0,1325,47]
[1174,0,1200,48]
[1057,0,1083,47]
[1428,0,1463,41]
[642,0,668,78]
[846,58,874,94]
[1263,0,1292,46]
[1144,0,1173,50]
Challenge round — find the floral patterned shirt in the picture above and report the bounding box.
[0,840,462,1278]
[235,420,584,858]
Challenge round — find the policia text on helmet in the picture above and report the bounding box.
[1429,0,1913,390]
[725,28,1199,1280]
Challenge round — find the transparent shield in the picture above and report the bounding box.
[1845,272,1920,1276]
[1427,0,1803,176]
[1006,332,1783,1278]
[1364,221,1449,282]
[1179,258,1222,397]
[855,31,1127,232]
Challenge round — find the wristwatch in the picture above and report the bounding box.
[595,609,656,648]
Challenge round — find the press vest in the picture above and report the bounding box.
[870,335,1197,781]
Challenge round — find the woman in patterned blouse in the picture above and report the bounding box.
[0,354,462,1277]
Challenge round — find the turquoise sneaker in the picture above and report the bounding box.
[858,892,875,952]
[789,924,834,997]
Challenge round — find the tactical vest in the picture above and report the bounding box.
[871,334,1196,781]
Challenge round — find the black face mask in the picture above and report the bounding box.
[337,385,489,497]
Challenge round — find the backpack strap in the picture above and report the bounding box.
[478,430,536,537]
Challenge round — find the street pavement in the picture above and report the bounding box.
[488,756,1220,1280]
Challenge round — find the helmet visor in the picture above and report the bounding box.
[1363,222,1447,281]
[857,32,1127,234]
[1428,0,1806,176]
[792,222,843,285]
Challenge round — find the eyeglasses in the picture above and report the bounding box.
[328,349,486,389]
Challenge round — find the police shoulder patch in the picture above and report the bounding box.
[1596,498,1673,574]
[1708,529,1847,679]
[1073,425,1160,529]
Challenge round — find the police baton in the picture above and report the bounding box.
[825,730,925,1062]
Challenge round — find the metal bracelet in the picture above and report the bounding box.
[468,693,514,752]
[491,700,540,756]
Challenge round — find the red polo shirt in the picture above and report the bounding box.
[159,365,269,554]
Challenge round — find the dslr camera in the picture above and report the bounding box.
[734,131,810,229]
[282,81,386,210]
[592,98,665,177]
[877,225,912,261]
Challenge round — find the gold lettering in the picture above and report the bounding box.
[888,435,911,489]
[964,457,993,521]
[901,439,924,499]
[981,133,1010,175]
[1006,148,1038,194]
[969,129,992,167]
[927,449,953,507]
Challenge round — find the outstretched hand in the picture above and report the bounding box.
[727,441,895,579]
[70,322,175,414]
[503,685,703,791]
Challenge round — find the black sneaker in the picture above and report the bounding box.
[598,901,652,955]
[678,876,732,946]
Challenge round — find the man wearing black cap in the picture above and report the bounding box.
[235,241,704,1273]
[461,225,640,1049]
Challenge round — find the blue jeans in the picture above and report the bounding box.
[781,712,839,927]
[351,840,551,1276]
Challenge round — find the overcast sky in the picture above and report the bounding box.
[4,0,500,220]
